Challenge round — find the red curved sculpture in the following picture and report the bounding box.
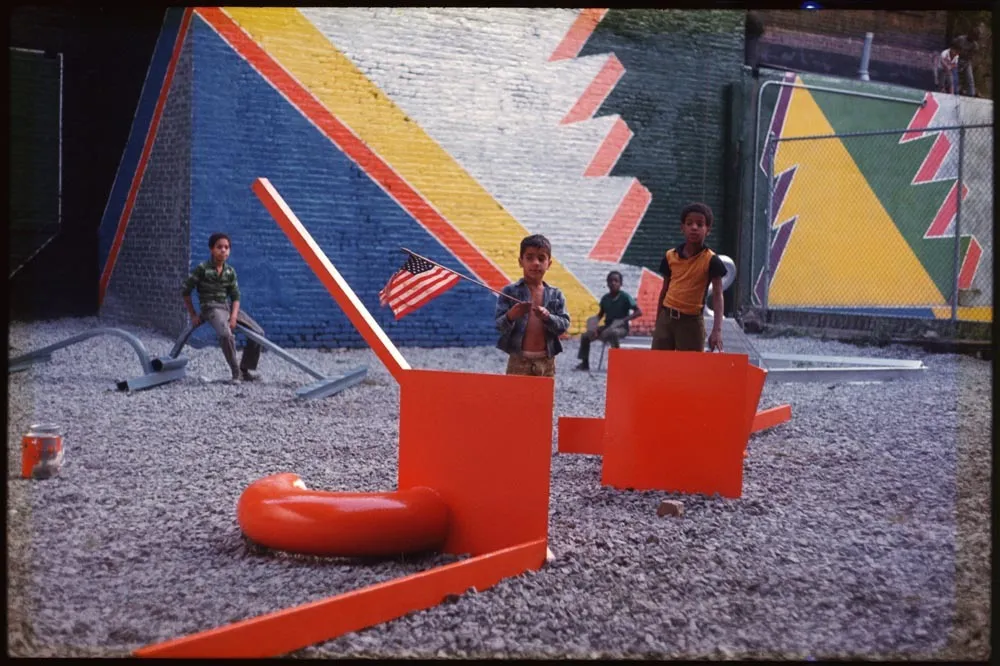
[237,473,451,557]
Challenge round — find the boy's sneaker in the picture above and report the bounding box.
[574,362,590,371]
[241,370,260,382]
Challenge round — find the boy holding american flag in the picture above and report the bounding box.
[379,235,569,377]
[494,235,570,377]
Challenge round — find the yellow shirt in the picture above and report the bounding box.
[662,247,719,315]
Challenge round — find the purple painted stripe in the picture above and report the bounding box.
[753,217,797,305]
[760,72,797,175]
[770,166,796,225]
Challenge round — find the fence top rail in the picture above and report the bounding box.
[776,123,993,142]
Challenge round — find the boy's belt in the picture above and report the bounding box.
[665,307,701,319]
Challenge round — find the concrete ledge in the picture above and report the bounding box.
[740,308,993,359]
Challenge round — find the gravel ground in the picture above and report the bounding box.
[6,317,991,659]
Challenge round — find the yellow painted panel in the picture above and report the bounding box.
[770,82,945,307]
[223,7,597,333]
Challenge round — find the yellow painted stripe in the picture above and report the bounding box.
[931,306,993,322]
[223,8,597,333]
[771,80,945,307]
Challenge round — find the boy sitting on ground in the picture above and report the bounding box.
[495,234,571,377]
[575,270,642,371]
[182,232,266,383]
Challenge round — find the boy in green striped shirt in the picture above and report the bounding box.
[182,233,265,383]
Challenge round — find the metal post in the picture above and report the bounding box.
[952,126,965,323]
[763,132,777,314]
[858,32,873,81]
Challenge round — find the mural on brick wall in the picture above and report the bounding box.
[756,71,992,323]
[96,7,745,348]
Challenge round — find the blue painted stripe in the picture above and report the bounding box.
[188,18,501,349]
[97,7,185,272]
[776,307,938,319]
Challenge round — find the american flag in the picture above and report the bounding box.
[379,253,461,320]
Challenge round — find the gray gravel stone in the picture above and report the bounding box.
[5,317,991,659]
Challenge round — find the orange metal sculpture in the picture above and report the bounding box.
[237,473,451,557]
[557,351,791,498]
[135,178,555,658]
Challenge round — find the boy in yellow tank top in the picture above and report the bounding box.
[651,203,726,352]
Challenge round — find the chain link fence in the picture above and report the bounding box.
[753,123,992,323]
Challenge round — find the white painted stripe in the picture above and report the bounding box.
[303,7,647,301]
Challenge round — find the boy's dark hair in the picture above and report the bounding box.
[519,234,551,257]
[680,203,714,228]
[607,270,623,283]
[208,232,231,249]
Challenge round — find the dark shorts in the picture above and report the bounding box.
[651,308,705,352]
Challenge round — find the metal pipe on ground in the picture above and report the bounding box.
[8,327,157,374]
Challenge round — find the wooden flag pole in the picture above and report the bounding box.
[400,248,526,304]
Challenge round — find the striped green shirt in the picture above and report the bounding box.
[181,260,241,305]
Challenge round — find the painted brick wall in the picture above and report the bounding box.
[188,16,498,349]
[580,10,746,272]
[303,7,649,330]
[102,8,747,348]
[102,35,191,335]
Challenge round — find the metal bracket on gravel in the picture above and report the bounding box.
[620,315,927,383]
[169,323,367,400]
[7,327,189,391]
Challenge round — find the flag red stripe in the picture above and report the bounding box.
[388,266,448,298]
[395,274,459,311]
[389,269,455,307]
[393,275,460,319]
[379,266,447,304]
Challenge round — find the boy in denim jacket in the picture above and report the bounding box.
[494,234,571,377]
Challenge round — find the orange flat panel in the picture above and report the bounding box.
[557,416,606,454]
[600,349,750,498]
[398,370,553,556]
[751,404,792,433]
[135,539,546,658]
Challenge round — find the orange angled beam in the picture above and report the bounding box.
[135,538,546,658]
[251,177,410,383]
[751,404,792,433]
